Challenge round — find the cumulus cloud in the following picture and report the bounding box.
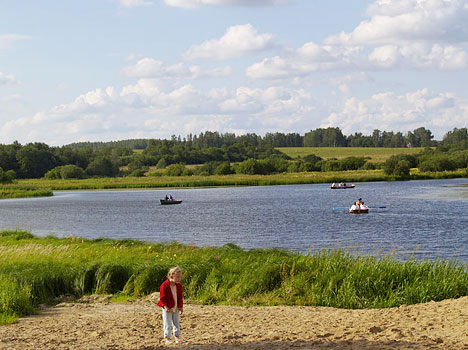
[0,72,18,86]
[247,0,468,79]
[119,0,152,8]
[164,0,291,8]
[184,24,274,60]
[327,0,468,46]
[321,88,468,139]
[123,58,231,79]
[0,82,318,145]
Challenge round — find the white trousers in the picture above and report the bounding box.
[162,308,180,338]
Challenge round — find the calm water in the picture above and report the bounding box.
[1,179,467,263]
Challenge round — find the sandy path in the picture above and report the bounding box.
[0,295,467,350]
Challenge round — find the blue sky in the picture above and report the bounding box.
[1,0,468,146]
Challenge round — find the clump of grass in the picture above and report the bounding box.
[0,274,34,324]
[1,231,467,325]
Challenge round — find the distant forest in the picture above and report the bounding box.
[1,126,468,180]
[67,126,448,150]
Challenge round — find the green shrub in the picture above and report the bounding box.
[164,163,185,176]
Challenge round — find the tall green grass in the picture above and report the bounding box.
[2,167,467,201]
[1,230,467,324]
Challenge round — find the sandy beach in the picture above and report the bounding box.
[0,294,467,350]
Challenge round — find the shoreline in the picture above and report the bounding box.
[0,294,467,350]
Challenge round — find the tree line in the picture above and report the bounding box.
[67,126,445,150]
[1,127,468,181]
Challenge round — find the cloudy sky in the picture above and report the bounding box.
[1,0,468,146]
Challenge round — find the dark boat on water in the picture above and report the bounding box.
[160,199,183,205]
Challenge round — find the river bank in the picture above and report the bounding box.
[0,294,467,350]
[2,168,465,197]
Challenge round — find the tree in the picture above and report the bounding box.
[383,155,410,176]
[407,127,434,147]
[85,157,118,177]
[16,143,57,178]
[0,167,15,183]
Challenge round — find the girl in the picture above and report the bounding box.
[157,266,184,344]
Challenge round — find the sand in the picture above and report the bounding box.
[0,294,467,350]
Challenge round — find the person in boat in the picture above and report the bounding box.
[357,198,363,206]
[164,195,169,200]
[350,202,358,211]
[169,194,174,201]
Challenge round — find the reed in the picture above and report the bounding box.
[2,168,466,201]
[13,169,466,192]
[1,231,467,324]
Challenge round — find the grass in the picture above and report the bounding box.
[1,230,467,324]
[0,188,53,199]
[7,168,467,192]
[277,147,424,162]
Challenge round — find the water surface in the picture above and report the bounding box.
[1,179,467,263]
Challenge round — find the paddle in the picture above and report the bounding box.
[333,206,386,210]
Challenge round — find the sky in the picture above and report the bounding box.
[1,0,468,146]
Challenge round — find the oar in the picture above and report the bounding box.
[332,206,348,210]
[368,206,387,209]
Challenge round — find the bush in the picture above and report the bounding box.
[0,168,15,183]
[235,159,262,175]
[60,165,85,179]
[418,155,457,172]
[129,169,146,177]
[383,155,411,176]
[215,162,234,175]
[165,163,186,176]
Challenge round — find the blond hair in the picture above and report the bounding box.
[167,266,181,278]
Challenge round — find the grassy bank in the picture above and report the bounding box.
[7,168,467,193]
[1,230,467,325]
[0,188,53,199]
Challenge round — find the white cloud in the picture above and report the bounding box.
[246,42,352,79]
[164,0,291,8]
[184,24,274,60]
[247,0,468,79]
[0,72,18,86]
[328,0,468,46]
[119,0,152,8]
[0,34,31,50]
[0,82,318,145]
[123,58,231,79]
[322,88,468,139]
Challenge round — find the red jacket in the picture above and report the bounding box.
[157,279,183,309]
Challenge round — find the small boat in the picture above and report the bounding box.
[349,208,368,214]
[160,199,182,205]
[331,183,355,189]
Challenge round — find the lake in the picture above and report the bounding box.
[1,178,467,263]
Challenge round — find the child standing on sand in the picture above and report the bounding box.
[157,266,185,344]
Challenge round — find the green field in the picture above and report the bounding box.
[277,147,424,163]
[1,230,467,325]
